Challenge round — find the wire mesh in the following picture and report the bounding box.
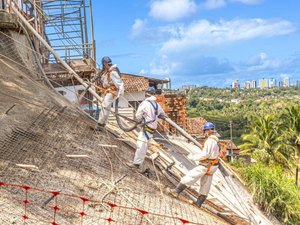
[0,25,231,225]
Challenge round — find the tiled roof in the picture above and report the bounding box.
[186,117,207,135]
[121,73,149,93]
[219,140,239,150]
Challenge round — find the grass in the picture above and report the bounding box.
[242,163,300,225]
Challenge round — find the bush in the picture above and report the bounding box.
[243,164,300,225]
[230,158,246,168]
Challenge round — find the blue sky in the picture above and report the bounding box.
[93,0,300,88]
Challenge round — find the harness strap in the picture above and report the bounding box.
[144,126,155,134]
[204,158,219,176]
[90,83,117,97]
[144,100,158,125]
[143,130,150,140]
[141,100,158,138]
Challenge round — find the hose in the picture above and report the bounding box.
[114,98,138,132]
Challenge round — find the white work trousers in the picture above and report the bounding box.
[133,130,153,165]
[180,165,218,196]
[98,93,114,125]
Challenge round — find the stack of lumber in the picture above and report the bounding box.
[186,117,207,137]
[156,94,187,133]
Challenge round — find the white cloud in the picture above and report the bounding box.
[129,18,180,43]
[149,0,197,21]
[202,0,263,9]
[231,0,263,5]
[202,0,226,10]
[130,19,147,39]
[160,18,296,53]
[149,55,179,75]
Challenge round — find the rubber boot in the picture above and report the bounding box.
[94,123,105,131]
[169,183,187,198]
[194,195,207,207]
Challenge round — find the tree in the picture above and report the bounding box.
[240,114,294,168]
[281,105,300,161]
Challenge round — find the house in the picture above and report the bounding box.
[118,73,169,109]
[218,139,241,161]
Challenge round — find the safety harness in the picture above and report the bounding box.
[143,100,158,140]
[91,69,118,97]
[198,135,220,176]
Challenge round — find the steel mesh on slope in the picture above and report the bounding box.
[0,29,228,225]
[0,100,226,225]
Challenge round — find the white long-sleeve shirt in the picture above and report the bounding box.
[101,64,124,95]
[188,135,220,161]
[135,96,165,130]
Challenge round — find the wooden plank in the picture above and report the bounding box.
[66,154,89,158]
[16,164,39,170]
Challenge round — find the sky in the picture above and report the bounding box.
[92,0,300,88]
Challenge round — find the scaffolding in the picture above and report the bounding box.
[41,0,95,63]
[1,0,95,64]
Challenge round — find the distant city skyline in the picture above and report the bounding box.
[230,76,298,89]
[178,76,299,90]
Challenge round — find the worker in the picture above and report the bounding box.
[169,122,220,207]
[94,56,124,130]
[126,87,166,170]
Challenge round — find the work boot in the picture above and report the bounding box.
[126,162,141,171]
[194,195,207,207]
[94,123,105,131]
[169,183,187,198]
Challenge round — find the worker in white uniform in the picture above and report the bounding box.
[94,56,124,130]
[126,87,166,169]
[169,122,220,207]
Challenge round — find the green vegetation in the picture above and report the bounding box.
[233,104,300,225]
[240,105,300,169]
[187,86,300,145]
[187,86,300,224]
[243,164,300,225]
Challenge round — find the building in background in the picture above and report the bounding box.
[283,77,290,87]
[179,85,197,93]
[278,81,283,87]
[162,77,171,90]
[259,78,268,88]
[232,80,239,88]
[181,85,196,90]
[250,80,257,88]
[244,81,251,89]
[269,78,276,87]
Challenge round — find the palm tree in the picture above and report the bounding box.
[240,114,293,168]
[281,105,300,162]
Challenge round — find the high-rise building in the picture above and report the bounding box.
[232,80,239,88]
[278,81,283,87]
[162,77,171,90]
[269,78,276,87]
[250,80,257,88]
[283,77,290,87]
[259,78,268,88]
[244,81,251,89]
